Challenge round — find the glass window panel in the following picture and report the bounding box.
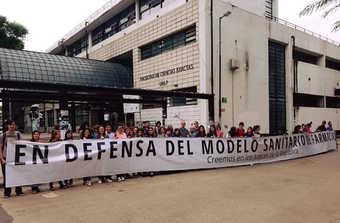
[140,25,196,60]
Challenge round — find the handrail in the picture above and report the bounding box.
[268,16,340,47]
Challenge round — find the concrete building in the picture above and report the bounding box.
[48,0,340,134]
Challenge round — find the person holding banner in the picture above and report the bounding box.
[245,127,254,137]
[215,122,224,138]
[253,125,261,137]
[116,126,128,182]
[97,125,113,184]
[49,129,66,190]
[105,123,115,139]
[30,130,42,194]
[0,120,23,198]
[81,128,94,186]
[179,121,190,137]
[158,126,166,138]
[198,125,206,137]
[64,130,74,188]
[116,126,127,139]
[327,121,333,131]
[236,122,246,137]
[207,125,217,138]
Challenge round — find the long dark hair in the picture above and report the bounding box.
[49,129,60,142]
[208,125,217,137]
[97,125,105,138]
[174,128,181,137]
[65,130,73,140]
[81,128,93,139]
[198,125,206,137]
[229,127,237,137]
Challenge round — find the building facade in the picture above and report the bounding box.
[49,0,340,134]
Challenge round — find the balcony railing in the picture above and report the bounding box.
[268,16,340,47]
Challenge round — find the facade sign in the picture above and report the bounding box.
[140,64,194,81]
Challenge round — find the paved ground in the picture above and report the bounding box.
[1,150,340,223]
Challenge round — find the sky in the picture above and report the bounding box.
[0,0,339,52]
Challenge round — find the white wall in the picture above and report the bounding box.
[297,107,339,131]
[298,62,340,97]
[139,105,202,128]
[227,0,278,17]
[210,0,340,133]
[212,0,270,132]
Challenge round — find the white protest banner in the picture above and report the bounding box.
[5,131,337,187]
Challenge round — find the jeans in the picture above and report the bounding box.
[1,158,23,196]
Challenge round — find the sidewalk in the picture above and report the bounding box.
[1,150,340,223]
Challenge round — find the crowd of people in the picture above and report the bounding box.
[0,119,335,198]
[76,120,261,139]
[293,120,333,134]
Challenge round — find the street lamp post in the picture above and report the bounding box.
[218,11,232,124]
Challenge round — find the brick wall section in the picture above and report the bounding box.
[89,0,200,91]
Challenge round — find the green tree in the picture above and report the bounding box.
[300,0,340,32]
[0,15,28,50]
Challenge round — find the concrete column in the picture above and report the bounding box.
[318,55,326,67]
[286,38,295,133]
[88,32,92,48]
[135,0,140,22]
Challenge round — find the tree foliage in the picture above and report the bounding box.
[300,0,340,32]
[0,15,28,50]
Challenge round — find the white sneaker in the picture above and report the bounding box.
[121,176,126,181]
[98,180,102,184]
[86,181,92,186]
[107,178,113,183]
[117,177,122,182]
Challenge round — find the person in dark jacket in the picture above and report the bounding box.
[316,121,327,132]
[179,121,190,137]
[229,127,237,138]
[207,125,217,138]
[0,120,23,198]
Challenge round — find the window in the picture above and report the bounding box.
[326,58,340,71]
[326,96,340,108]
[140,25,196,60]
[169,87,198,107]
[265,0,274,19]
[68,36,88,57]
[142,87,198,109]
[92,4,136,46]
[269,41,286,135]
[294,93,324,108]
[294,50,319,65]
[140,0,164,19]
